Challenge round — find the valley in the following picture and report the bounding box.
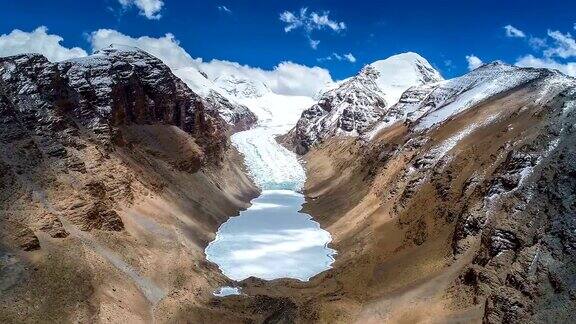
[1,45,575,324]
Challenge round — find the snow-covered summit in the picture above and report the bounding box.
[366,61,576,139]
[368,52,443,104]
[213,74,271,99]
[287,52,442,154]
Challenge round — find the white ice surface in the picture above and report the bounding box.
[231,93,314,190]
[205,190,336,281]
[213,286,242,297]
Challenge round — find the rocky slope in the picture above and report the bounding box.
[173,67,257,132]
[286,52,443,154]
[287,63,576,322]
[0,46,259,322]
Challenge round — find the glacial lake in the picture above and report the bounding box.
[205,189,336,281]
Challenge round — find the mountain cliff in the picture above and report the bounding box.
[0,46,258,322]
[294,63,576,323]
[287,52,443,154]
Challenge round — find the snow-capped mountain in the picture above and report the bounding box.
[173,67,257,132]
[366,62,570,139]
[0,45,226,151]
[213,74,315,190]
[287,52,443,154]
[213,74,271,99]
[301,60,576,323]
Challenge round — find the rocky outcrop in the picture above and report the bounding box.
[203,90,257,133]
[298,63,576,323]
[0,46,260,323]
[288,52,443,154]
[0,45,245,242]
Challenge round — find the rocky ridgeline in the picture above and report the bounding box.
[288,52,443,154]
[0,46,256,249]
[392,64,576,323]
[319,60,576,322]
[1,46,231,156]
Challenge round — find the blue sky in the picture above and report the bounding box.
[1,0,575,82]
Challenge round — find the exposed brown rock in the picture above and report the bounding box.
[15,226,40,251]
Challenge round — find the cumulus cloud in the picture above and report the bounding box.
[543,30,576,59]
[318,52,356,63]
[217,5,232,14]
[89,29,198,68]
[198,59,333,96]
[0,26,87,62]
[465,54,483,70]
[516,55,576,76]
[511,27,576,77]
[504,25,526,38]
[118,0,164,20]
[89,29,333,97]
[279,8,346,49]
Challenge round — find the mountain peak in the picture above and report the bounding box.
[213,74,271,99]
[367,52,443,104]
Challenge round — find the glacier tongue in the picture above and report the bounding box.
[231,92,314,190]
[231,128,306,190]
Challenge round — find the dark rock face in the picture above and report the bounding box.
[15,226,41,251]
[0,47,227,159]
[451,87,576,323]
[288,66,388,155]
[0,46,234,245]
[203,90,257,133]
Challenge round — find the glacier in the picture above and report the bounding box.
[206,88,336,283]
[231,92,315,190]
[231,128,306,190]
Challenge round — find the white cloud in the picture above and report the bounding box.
[310,12,346,32]
[89,29,198,68]
[279,7,346,49]
[528,36,547,50]
[465,54,483,70]
[309,38,320,49]
[217,5,232,14]
[0,26,87,62]
[511,27,576,77]
[344,53,356,63]
[89,29,333,97]
[516,54,576,77]
[197,59,333,97]
[118,0,164,20]
[318,52,356,63]
[504,25,526,38]
[543,30,576,59]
